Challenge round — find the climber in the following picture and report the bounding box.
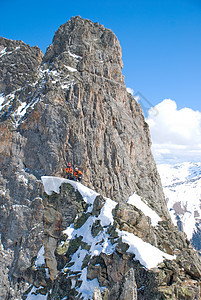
[65,162,74,180]
[74,167,83,182]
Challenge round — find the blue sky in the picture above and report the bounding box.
[1,0,201,113]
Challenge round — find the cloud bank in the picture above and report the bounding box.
[146,99,201,163]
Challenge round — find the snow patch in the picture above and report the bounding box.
[26,286,47,299]
[64,65,77,72]
[118,229,175,269]
[68,50,82,59]
[0,47,7,57]
[41,176,98,206]
[61,81,74,90]
[13,97,40,126]
[35,246,45,267]
[15,102,27,117]
[99,198,117,226]
[127,193,161,226]
[0,94,5,111]
[77,268,101,299]
[0,46,20,58]
[0,93,14,112]
[126,87,134,96]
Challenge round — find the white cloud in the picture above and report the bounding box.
[146,99,201,163]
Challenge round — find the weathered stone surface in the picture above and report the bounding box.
[119,268,138,300]
[0,37,43,95]
[0,240,13,299]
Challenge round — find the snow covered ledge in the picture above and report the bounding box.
[41,176,176,271]
[127,193,162,227]
[117,229,175,269]
[41,176,99,205]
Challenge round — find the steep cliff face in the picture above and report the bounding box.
[0,16,167,216]
[0,16,201,299]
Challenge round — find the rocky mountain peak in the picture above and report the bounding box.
[43,16,124,85]
[0,17,167,216]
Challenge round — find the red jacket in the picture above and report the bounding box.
[74,170,82,178]
[65,167,73,175]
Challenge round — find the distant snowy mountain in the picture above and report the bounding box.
[157,162,201,253]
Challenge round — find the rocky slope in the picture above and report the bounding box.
[0,16,201,299]
[24,176,200,300]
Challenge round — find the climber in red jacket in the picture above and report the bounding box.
[65,163,74,179]
[74,167,83,182]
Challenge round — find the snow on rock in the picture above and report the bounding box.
[41,176,98,206]
[35,246,45,267]
[0,47,7,57]
[26,286,47,300]
[64,65,77,72]
[61,193,117,298]
[68,50,82,59]
[77,268,101,300]
[127,193,161,226]
[0,88,41,127]
[118,229,175,269]
[0,46,20,58]
[98,197,117,226]
[0,93,14,112]
[41,176,176,299]
[13,97,40,126]
[42,176,71,195]
[0,94,5,111]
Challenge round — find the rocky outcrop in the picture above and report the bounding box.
[0,37,43,95]
[24,179,201,299]
[0,16,201,299]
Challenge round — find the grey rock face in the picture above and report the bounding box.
[0,37,43,95]
[119,268,138,300]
